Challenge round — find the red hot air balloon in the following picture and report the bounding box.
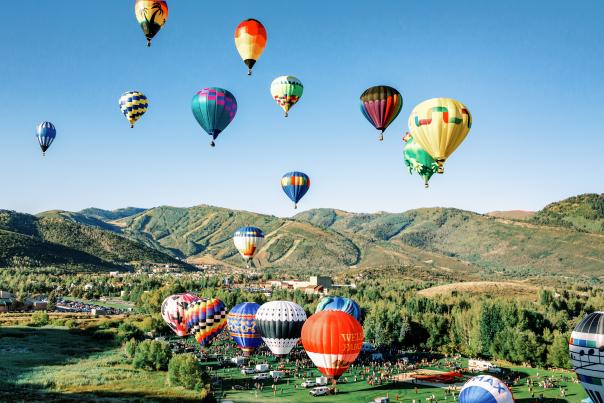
[301,311,364,382]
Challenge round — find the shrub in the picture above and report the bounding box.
[30,311,49,327]
[117,322,144,342]
[65,319,78,329]
[123,338,139,361]
[132,340,171,371]
[168,354,210,391]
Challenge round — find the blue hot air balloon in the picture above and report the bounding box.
[459,375,514,403]
[227,302,262,356]
[315,296,362,322]
[35,121,56,156]
[191,87,237,147]
[281,171,310,209]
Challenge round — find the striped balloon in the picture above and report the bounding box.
[255,301,307,357]
[184,298,227,348]
[360,85,403,141]
[234,19,267,75]
[227,302,263,356]
[35,121,56,156]
[134,0,168,47]
[302,311,364,381]
[191,87,237,147]
[233,226,264,268]
[459,375,515,403]
[161,293,199,337]
[119,91,148,128]
[281,171,310,209]
[315,296,361,322]
[270,76,303,117]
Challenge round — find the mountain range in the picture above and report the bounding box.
[0,194,602,280]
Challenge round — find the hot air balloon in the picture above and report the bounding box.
[134,0,168,47]
[255,301,306,357]
[315,296,361,322]
[184,298,227,348]
[270,76,303,117]
[459,375,514,403]
[301,311,363,382]
[227,302,262,356]
[403,134,439,188]
[191,87,237,147]
[360,86,403,141]
[281,171,310,209]
[234,19,267,75]
[407,98,472,173]
[119,91,148,128]
[233,226,264,268]
[161,293,199,337]
[35,121,56,156]
[569,311,604,403]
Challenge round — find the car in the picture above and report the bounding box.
[253,372,271,380]
[241,367,255,375]
[232,385,246,390]
[370,397,390,403]
[301,380,316,388]
[270,370,285,379]
[309,386,331,396]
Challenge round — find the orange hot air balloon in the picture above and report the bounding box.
[301,311,364,382]
[234,19,267,75]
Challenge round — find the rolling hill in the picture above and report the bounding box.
[0,210,184,270]
[23,193,604,280]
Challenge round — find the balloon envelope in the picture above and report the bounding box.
[315,296,361,322]
[161,293,199,337]
[134,0,168,46]
[270,76,303,117]
[360,86,403,140]
[191,87,237,147]
[403,137,439,188]
[233,226,264,267]
[227,302,263,355]
[301,311,363,380]
[234,19,267,75]
[281,171,310,208]
[407,98,471,173]
[255,300,306,357]
[119,91,148,128]
[459,375,514,403]
[184,298,227,348]
[569,311,604,403]
[35,121,56,156]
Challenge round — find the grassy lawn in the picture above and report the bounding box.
[0,326,588,402]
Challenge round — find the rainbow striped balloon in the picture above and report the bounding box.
[360,85,403,141]
[184,298,227,348]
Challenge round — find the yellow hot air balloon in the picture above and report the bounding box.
[407,98,472,173]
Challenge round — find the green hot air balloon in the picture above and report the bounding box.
[403,135,439,188]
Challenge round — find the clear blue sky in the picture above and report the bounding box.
[1,1,603,216]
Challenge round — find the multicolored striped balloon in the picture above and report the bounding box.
[191,87,237,147]
[134,0,168,47]
[360,85,403,141]
[281,171,310,209]
[227,302,263,356]
[255,300,307,357]
[407,98,471,173]
[119,91,148,128]
[315,296,361,322]
[459,375,514,403]
[184,298,227,348]
[270,76,303,117]
[35,121,56,156]
[161,293,199,337]
[403,136,439,188]
[234,19,267,75]
[233,226,264,268]
[302,311,363,381]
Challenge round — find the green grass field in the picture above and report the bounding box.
[0,325,589,402]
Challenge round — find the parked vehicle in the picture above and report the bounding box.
[253,373,271,380]
[301,380,316,388]
[241,367,255,375]
[309,386,331,396]
[255,363,269,373]
[231,356,247,366]
[316,376,328,386]
[370,397,390,403]
[270,370,285,379]
[468,359,494,372]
